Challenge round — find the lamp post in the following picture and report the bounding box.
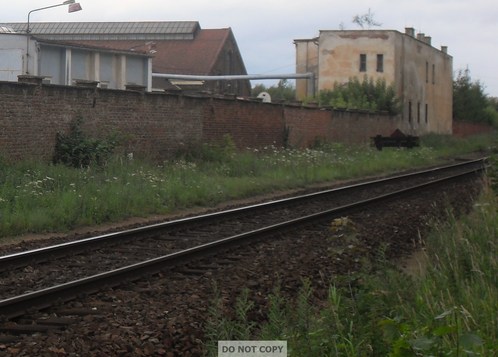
[25,0,82,74]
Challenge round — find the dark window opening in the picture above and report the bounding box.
[432,64,435,84]
[417,102,421,123]
[376,54,383,72]
[359,54,367,72]
[425,62,429,83]
[408,101,412,122]
[425,103,428,123]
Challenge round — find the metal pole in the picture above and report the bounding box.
[25,0,76,74]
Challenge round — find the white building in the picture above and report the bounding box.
[0,28,152,90]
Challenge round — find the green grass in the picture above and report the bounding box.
[0,132,496,239]
[203,185,497,356]
[375,186,497,356]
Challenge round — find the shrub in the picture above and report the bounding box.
[174,134,237,164]
[319,76,401,114]
[53,117,117,168]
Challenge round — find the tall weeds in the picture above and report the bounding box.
[0,133,495,238]
[396,186,497,354]
[203,183,497,356]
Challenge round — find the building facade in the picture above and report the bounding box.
[295,28,453,135]
[0,32,152,90]
[3,22,251,96]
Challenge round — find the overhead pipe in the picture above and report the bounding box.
[152,72,316,96]
[152,72,314,81]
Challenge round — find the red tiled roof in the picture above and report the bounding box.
[67,28,233,75]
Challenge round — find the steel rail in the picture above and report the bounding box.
[0,166,484,320]
[0,158,486,272]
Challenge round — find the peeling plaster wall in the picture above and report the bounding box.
[295,30,453,136]
[397,33,453,134]
[294,39,318,99]
[318,30,396,89]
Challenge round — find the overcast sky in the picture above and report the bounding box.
[3,0,498,96]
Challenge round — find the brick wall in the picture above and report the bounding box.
[0,81,406,162]
[204,98,286,148]
[452,121,495,138]
[328,110,404,144]
[0,82,205,161]
[284,106,404,147]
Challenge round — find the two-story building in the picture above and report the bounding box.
[294,28,453,135]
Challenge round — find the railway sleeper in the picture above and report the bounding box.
[0,333,19,343]
[174,268,208,276]
[52,307,105,316]
[0,322,60,334]
[35,316,78,326]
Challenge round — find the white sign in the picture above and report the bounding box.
[218,341,287,357]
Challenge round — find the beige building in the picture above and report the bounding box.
[295,28,453,135]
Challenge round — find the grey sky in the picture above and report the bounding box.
[3,0,498,96]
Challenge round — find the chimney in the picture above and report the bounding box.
[405,27,415,37]
[441,46,448,53]
[417,33,425,41]
[424,36,432,45]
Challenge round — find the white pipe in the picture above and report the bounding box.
[152,72,314,81]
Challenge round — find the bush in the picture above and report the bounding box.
[174,134,237,164]
[53,117,117,168]
[319,76,401,114]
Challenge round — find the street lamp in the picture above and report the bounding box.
[27,0,82,33]
[25,0,83,74]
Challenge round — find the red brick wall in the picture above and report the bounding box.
[0,81,407,162]
[204,98,285,148]
[452,121,495,137]
[328,110,403,144]
[284,106,333,147]
[284,106,404,147]
[0,82,205,161]
[206,101,403,149]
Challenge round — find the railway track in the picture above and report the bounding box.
[0,158,487,325]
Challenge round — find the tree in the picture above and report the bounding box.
[252,79,296,102]
[453,68,498,125]
[352,8,382,29]
[488,96,498,112]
